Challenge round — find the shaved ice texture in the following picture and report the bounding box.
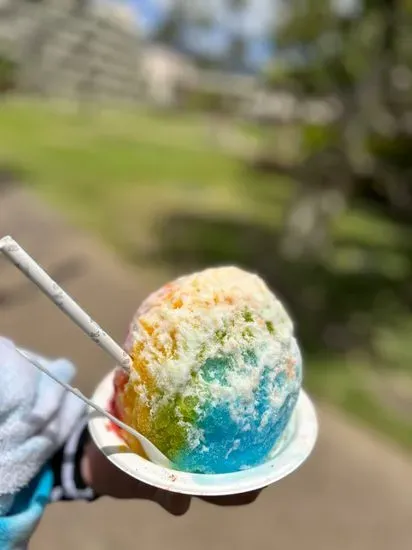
[114,267,302,474]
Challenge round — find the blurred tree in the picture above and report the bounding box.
[0,56,17,94]
[153,0,213,51]
[153,0,187,49]
[264,0,412,260]
[152,0,252,72]
[224,0,249,71]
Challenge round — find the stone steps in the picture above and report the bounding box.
[0,1,141,101]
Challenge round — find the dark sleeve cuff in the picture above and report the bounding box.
[50,416,97,503]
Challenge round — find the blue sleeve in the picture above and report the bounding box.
[0,466,53,550]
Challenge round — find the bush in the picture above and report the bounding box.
[179,87,235,115]
[0,56,17,93]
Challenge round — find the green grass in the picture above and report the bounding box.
[0,99,252,239]
[307,356,412,450]
[2,98,412,450]
[0,99,242,190]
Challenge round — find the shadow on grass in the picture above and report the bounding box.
[0,162,27,193]
[140,210,411,366]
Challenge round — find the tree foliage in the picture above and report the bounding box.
[263,0,412,260]
[0,56,16,93]
[152,0,252,70]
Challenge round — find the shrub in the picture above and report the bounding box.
[0,56,17,93]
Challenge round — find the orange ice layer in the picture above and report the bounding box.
[113,367,146,457]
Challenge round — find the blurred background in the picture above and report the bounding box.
[1,1,412,549]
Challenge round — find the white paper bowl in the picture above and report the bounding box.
[88,369,318,497]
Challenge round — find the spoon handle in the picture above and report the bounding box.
[0,235,132,372]
[16,348,142,442]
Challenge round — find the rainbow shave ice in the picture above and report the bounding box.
[113,267,302,474]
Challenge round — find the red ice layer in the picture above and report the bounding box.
[107,367,129,438]
[107,396,123,437]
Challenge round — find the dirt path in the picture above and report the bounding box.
[1,187,412,550]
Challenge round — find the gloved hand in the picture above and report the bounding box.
[0,337,86,548]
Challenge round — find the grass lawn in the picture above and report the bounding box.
[1,98,412,450]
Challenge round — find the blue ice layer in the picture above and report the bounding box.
[175,345,302,474]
